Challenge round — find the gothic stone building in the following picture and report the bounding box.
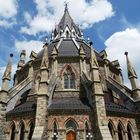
[0,6,140,140]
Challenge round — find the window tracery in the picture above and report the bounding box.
[64,67,75,89]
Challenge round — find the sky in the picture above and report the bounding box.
[0,0,140,89]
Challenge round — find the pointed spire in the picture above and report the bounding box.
[125,52,140,100]
[2,54,13,91]
[2,54,13,80]
[51,45,58,57]
[64,1,69,12]
[54,3,82,39]
[125,52,137,79]
[90,44,99,68]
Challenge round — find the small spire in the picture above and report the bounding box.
[2,54,13,80]
[2,54,13,91]
[17,50,26,70]
[51,46,58,56]
[125,52,137,78]
[125,52,140,100]
[64,1,69,12]
[90,46,99,68]
[79,44,85,56]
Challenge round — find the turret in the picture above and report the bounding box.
[125,52,140,100]
[1,53,13,92]
[17,50,26,70]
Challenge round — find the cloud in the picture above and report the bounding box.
[20,0,114,35]
[105,28,140,88]
[0,0,18,27]
[15,40,43,58]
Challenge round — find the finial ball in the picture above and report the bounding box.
[124,52,128,55]
[10,53,13,57]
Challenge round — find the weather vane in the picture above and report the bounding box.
[64,1,69,11]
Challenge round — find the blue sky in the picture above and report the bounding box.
[0,0,140,89]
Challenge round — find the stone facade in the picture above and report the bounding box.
[0,5,140,140]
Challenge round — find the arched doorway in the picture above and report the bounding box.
[66,131,76,140]
[65,120,77,140]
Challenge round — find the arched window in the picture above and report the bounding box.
[52,122,58,140]
[19,122,25,140]
[64,67,75,89]
[118,123,124,140]
[66,120,77,131]
[127,124,133,140]
[28,122,35,140]
[108,121,115,140]
[10,123,16,140]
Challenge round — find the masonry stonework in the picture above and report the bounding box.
[0,5,140,140]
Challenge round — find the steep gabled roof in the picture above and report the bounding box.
[56,6,82,37]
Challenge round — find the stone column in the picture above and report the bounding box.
[114,130,118,140]
[124,131,128,140]
[0,92,7,140]
[24,130,29,140]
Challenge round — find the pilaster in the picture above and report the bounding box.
[32,44,49,140]
[90,46,112,140]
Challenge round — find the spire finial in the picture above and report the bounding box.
[64,1,69,12]
[124,51,128,56]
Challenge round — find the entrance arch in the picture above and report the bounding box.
[66,131,76,140]
[65,119,77,140]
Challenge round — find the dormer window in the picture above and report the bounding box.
[64,67,75,89]
[66,31,69,38]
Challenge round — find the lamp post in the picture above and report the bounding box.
[52,132,58,140]
[86,132,93,140]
